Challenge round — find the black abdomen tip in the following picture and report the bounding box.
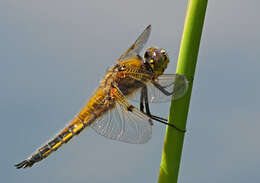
[15,159,35,169]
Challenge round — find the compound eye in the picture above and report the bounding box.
[160,49,168,60]
[160,49,166,54]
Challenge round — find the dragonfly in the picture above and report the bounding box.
[15,25,189,169]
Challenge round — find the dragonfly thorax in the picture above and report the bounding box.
[144,47,169,75]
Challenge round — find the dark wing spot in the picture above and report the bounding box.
[127,105,134,112]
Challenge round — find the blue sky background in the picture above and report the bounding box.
[1,0,260,182]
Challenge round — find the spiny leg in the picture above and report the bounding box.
[140,90,168,122]
[152,81,173,96]
[141,86,185,132]
[152,78,188,98]
[140,86,145,113]
[141,86,166,120]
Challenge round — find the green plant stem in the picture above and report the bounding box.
[158,0,208,183]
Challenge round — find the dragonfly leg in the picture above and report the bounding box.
[152,81,173,96]
[111,85,153,126]
[150,115,167,122]
[141,86,186,132]
[139,87,145,113]
[152,79,188,97]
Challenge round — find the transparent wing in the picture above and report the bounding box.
[118,25,151,62]
[91,100,153,144]
[128,74,189,103]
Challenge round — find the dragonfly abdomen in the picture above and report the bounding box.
[15,87,110,168]
[15,115,91,168]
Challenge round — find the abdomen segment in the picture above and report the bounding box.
[15,114,92,168]
[15,87,108,168]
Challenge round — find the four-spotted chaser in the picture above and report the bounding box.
[15,25,188,169]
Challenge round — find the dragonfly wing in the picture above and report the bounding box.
[91,91,153,144]
[128,74,189,103]
[118,25,151,62]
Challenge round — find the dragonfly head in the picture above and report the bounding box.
[144,47,169,75]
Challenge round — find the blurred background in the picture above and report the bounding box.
[1,0,259,182]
